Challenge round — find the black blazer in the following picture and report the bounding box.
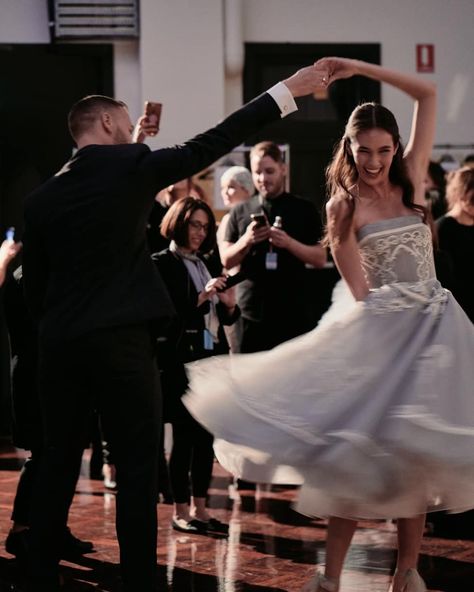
[22,92,280,343]
[153,249,239,421]
[152,249,239,360]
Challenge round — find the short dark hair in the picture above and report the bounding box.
[160,197,216,254]
[68,95,127,141]
[250,141,284,163]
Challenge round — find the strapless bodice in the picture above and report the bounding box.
[357,215,436,289]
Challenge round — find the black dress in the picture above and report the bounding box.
[436,215,474,322]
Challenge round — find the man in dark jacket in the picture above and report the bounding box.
[22,64,329,591]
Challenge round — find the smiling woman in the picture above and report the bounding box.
[350,128,398,182]
[152,197,239,535]
[182,58,473,592]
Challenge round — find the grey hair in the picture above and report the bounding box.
[220,166,254,196]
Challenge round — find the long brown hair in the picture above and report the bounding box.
[324,102,428,243]
[446,166,474,209]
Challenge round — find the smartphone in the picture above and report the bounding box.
[217,271,246,292]
[250,212,267,227]
[5,227,15,241]
[144,101,163,136]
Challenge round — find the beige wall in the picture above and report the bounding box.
[240,0,473,153]
[139,0,225,149]
[0,0,472,154]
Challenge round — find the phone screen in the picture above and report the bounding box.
[250,213,266,227]
[144,101,162,135]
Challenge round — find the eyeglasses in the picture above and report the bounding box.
[188,220,209,232]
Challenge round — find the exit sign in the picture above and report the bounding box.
[416,44,435,73]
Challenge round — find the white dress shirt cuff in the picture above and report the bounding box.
[267,82,298,118]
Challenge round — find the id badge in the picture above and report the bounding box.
[265,251,278,270]
[203,329,214,351]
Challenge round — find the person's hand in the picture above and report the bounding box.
[217,284,236,309]
[205,276,228,297]
[198,276,227,306]
[132,114,159,143]
[313,57,359,85]
[269,227,292,250]
[0,238,22,286]
[283,64,330,98]
[243,220,271,247]
[0,239,22,267]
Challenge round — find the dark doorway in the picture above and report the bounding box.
[0,43,113,235]
[243,43,381,210]
[0,43,113,437]
[0,44,113,180]
[243,43,381,328]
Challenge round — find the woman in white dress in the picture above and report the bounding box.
[184,58,474,592]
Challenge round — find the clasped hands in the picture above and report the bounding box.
[284,57,358,97]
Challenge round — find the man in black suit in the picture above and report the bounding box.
[22,64,329,591]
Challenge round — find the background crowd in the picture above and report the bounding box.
[0,57,472,592]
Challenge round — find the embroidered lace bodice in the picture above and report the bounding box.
[357,216,436,289]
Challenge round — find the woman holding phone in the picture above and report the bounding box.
[153,197,239,533]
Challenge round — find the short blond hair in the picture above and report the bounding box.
[220,166,254,196]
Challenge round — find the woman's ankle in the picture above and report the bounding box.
[174,502,191,521]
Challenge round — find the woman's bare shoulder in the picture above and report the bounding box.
[326,191,354,218]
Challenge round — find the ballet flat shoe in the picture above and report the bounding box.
[301,572,338,592]
[172,517,207,533]
[389,568,427,592]
[192,517,229,533]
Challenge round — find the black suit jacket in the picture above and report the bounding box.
[22,92,280,343]
[152,249,238,421]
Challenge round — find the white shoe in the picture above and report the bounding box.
[301,572,339,592]
[389,569,427,592]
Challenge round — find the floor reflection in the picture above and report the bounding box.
[0,448,473,591]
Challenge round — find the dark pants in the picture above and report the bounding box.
[240,317,304,353]
[27,324,161,592]
[169,414,214,504]
[11,447,41,526]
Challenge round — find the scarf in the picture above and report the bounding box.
[169,241,220,343]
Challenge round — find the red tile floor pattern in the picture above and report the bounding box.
[1,444,474,591]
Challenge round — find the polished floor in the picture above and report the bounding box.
[0,443,474,591]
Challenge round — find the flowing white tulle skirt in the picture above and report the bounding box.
[184,279,474,519]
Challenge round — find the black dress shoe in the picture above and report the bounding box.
[5,529,29,558]
[5,527,94,559]
[62,527,94,557]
